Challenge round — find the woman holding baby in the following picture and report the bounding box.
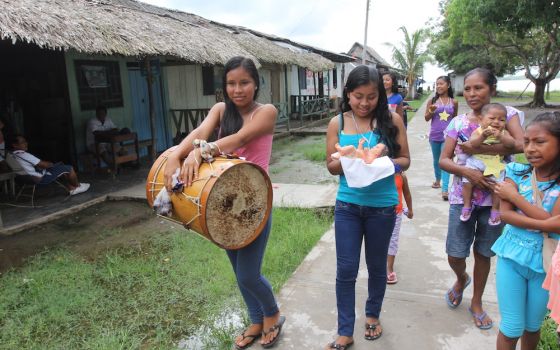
[324,65,410,350]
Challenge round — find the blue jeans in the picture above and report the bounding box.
[226,217,279,324]
[429,141,450,192]
[334,200,396,336]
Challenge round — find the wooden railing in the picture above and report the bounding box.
[290,95,330,126]
[170,108,210,144]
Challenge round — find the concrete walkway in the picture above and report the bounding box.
[274,102,499,349]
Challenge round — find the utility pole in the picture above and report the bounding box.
[362,0,370,64]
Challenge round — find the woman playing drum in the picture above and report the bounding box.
[163,56,284,349]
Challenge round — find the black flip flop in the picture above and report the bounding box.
[364,322,382,341]
[328,340,354,349]
[234,331,261,350]
[261,315,285,348]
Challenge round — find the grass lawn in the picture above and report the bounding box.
[0,207,333,349]
[405,94,430,123]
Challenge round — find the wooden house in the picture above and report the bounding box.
[0,0,344,168]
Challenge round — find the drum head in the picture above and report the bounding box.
[205,163,270,248]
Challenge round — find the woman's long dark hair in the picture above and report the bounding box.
[383,71,399,94]
[431,75,454,104]
[220,56,260,137]
[515,111,560,190]
[340,65,400,157]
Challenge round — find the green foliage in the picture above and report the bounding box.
[301,142,327,162]
[433,0,560,106]
[386,26,432,98]
[538,315,560,350]
[0,208,333,349]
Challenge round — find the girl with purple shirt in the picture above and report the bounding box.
[425,76,458,200]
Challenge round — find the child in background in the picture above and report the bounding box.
[424,75,458,200]
[461,103,515,225]
[492,111,560,349]
[387,171,413,284]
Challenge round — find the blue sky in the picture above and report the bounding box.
[142,0,446,83]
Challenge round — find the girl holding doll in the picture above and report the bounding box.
[325,65,409,349]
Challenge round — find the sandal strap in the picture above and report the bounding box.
[365,322,378,330]
[329,342,348,350]
[239,332,259,340]
[263,324,280,336]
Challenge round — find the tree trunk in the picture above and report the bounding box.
[530,78,547,108]
[407,77,414,99]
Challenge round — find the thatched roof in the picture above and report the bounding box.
[0,0,337,71]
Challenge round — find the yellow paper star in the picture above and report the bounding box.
[478,155,505,178]
[439,110,451,121]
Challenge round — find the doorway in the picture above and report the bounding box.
[127,66,169,157]
[0,41,74,164]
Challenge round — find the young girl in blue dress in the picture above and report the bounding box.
[325,65,410,350]
[493,112,560,350]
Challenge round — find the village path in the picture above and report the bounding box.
[273,101,500,350]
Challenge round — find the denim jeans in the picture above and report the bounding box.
[334,200,396,336]
[226,217,279,324]
[429,140,450,192]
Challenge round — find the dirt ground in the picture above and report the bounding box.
[268,135,333,184]
[1,135,332,274]
[0,200,181,273]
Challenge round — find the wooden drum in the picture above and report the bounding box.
[146,147,273,250]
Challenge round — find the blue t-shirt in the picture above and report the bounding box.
[491,162,560,273]
[387,94,403,114]
[336,129,398,208]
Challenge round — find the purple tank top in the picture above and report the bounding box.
[429,98,455,142]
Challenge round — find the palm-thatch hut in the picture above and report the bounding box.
[0,0,350,166]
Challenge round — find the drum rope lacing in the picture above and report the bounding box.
[148,155,218,228]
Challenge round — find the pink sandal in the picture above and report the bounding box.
[387,272,398,284]
[488,210,501,226]
[460,207,472,222]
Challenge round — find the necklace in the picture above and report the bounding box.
[438,96,451,107]
[351,112,373,147]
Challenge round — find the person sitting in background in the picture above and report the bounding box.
[8,134,90,195]
[86,105,129,166]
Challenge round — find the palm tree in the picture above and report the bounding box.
[386,26,431,99]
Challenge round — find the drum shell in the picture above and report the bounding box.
[146,147,272,249]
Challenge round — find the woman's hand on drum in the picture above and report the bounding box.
[181,149,202,187]
[463,168,495,191]
[163,155,182,192]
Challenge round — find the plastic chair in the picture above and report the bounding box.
[14,175,68,207]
